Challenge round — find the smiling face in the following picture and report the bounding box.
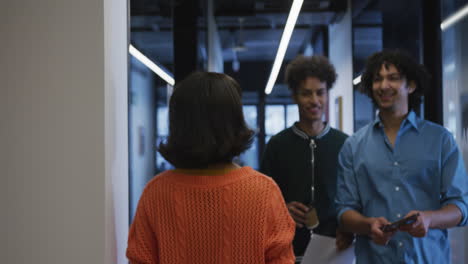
[372,63,415,114]
[293,76,328,124]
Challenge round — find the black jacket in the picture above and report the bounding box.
[260,123,348,256]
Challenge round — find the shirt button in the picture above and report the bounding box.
[399,242,403,247]
[394,161,399,166]
[395,186,400,191]
[397,213,402,218]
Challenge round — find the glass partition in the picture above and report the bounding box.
[441,3,468,263]
[238,105,259,169]
[129,3,174,219]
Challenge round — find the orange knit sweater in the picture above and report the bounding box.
[126,166,295,264]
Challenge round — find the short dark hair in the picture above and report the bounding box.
[285,55,337,94]
[361,49,430,111]
[158,72,254,169]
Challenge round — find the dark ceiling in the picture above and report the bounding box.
[131,0,348,62]
[130,0,382,88]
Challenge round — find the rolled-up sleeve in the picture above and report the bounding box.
[335,138,362,224]
[440,132,468,226]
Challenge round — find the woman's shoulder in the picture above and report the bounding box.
[141,167,280,194]
[140,170,176,192]
[238,168,283,192]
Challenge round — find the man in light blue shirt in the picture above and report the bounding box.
[336,50,468,263]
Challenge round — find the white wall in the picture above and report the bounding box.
[328,0,354,135]
[105,0,130,263]
[2,0,129,263]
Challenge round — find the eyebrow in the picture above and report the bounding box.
[374,72,401,78]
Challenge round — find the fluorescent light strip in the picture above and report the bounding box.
[265,0,304,94]
[353,75,361,85]
[129,44,175,86]
[441,3,468,31]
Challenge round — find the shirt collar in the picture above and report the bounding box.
[405,111,419,131]
[372,114,383,128]
[292,122,331,140]
[373,111,419,132]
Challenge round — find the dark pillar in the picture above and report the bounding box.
[173,0,199,83]
[381,0,423,61]
[312,25,329,56]
[422,0,443,125]
[380,0,444,120]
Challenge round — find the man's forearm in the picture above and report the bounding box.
[340,210,372,235]
[427,204,462,229]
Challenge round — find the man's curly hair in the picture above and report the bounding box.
[360,49,430,111]
[285,55,337,94]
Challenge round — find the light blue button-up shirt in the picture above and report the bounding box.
[336,111,468,264]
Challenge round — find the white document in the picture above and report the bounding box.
[300,233,355,264]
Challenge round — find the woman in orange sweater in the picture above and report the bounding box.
[126,72,295,264]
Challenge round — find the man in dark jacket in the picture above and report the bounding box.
[261,55,353,262]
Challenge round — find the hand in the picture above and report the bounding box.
[336,229,354,251]
[368,217,395,246]
[286,201,309,228]
[399,210,431,237]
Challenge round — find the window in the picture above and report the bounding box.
[265,104,299,144]
[265,105,286,136]
[238,105,258,169]
[156,106,173,172]
[286,104,299,127]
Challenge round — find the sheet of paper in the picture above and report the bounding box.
[300,233,355,264]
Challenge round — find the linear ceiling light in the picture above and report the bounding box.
[441,3,468,31]
[129,44,175,86]
[353,75,362,85]
[264,0,304,95]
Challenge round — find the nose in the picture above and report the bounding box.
[381,77,391,89]
[309,93,319,104]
